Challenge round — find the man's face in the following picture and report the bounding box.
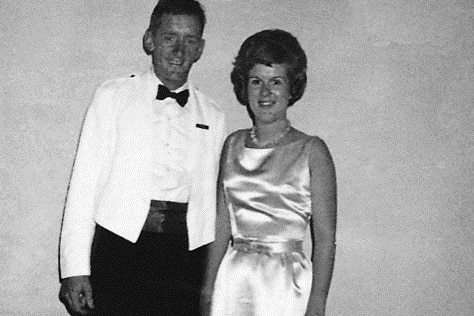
[144,14,205,90]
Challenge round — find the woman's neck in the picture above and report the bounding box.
[251,119,291,146]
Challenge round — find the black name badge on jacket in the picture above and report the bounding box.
[195,123,209,130]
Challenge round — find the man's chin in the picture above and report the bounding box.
[162,73,188,89]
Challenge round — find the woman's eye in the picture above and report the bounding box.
[272,77,287,85]
[249,79,261,85]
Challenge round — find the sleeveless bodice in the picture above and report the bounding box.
[223,130,313,242]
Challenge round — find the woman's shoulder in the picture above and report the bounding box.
[303,134,334,171]
[228,128,249,138]
[308,135,329,150]
[223,129,249,150]
[288,129,333,163]
[287,129,324,147]
[288,128,326,147]
[225,129,248,142]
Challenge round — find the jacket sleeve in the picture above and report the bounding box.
[59,82,116,279]
[214,111,228,161]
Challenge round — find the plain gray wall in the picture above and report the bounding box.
[1,0,473,315]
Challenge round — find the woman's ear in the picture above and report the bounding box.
[142,30,155,55]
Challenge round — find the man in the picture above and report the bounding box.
[58,1,227,315]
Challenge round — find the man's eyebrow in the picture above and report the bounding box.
[159,31,200,38]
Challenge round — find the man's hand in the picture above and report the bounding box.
[59,275,94,316]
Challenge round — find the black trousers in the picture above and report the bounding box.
[90,225,207,316]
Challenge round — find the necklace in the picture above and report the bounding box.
[250,120,291,147]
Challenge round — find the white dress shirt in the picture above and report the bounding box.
[151,79,193,202]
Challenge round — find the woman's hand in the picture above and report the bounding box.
[199,285,213,316]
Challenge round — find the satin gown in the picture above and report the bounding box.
[212,130,314,316]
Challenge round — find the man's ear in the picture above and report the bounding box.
[143,30,155,55]
[194,38,206,63]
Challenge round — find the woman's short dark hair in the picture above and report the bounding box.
[231,29,307,107]
[148,0,206,36]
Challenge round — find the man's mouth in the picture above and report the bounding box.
[168,59,184,66]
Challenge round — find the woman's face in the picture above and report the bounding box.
[247,63,291,125]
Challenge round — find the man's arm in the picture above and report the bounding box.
[59,82,116,315]
[60,82,115,277]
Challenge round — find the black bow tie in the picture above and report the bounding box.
[156,84,189,107]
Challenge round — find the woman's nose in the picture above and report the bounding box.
[259,84,271,96]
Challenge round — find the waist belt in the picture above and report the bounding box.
[142,200,188,234]
[232,238,303,256]
[233,238,308,292]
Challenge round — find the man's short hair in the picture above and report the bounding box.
[148,0,206,35]
[231,29,307,107]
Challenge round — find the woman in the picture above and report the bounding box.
[202,29,337,316]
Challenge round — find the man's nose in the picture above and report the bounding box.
[172,39,185,56]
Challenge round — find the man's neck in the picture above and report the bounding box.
[152,71,187,92]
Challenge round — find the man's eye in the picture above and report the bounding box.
[163,35,175,42]
[186,38,198,46]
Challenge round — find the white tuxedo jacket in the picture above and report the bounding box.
[60,69,227,278]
